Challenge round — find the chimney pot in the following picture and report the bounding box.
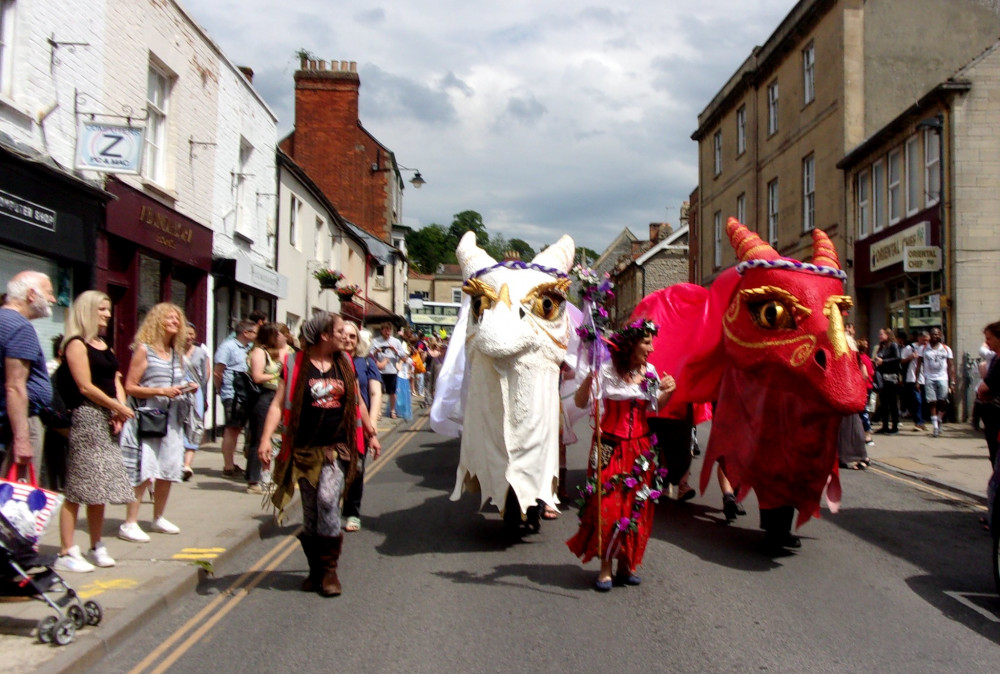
[299,57,307,70]
[318,60,326,71]
[350,61,357,73]
[237,66,254,83]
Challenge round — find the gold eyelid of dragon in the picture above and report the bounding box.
[738,286,813,331]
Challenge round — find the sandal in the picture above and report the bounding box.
[542,505,559,520]
[344,516,361,532]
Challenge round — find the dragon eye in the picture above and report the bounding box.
[749,300,795,330]
[470,294,494,322]
[530,293,564,321]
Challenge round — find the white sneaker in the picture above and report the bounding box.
[118,522,151,543]
[85,542,116,568]
[54,545,95,573]
[152,517,180,534]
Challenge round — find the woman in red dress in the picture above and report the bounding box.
[567,319,676,591]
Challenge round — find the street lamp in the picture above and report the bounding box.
[371,160,427,188]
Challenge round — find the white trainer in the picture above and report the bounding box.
[85,541,116,568]
[54,545,95,573]
[152,517,180,534]
[118,522,151,543]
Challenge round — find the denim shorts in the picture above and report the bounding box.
[924,379,949,403]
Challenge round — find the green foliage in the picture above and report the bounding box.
[483,232,508,261]
[406,223,456,273]
[576,247,600,266]
[448,210,488,247]
[508,238,536,260]
[295,48,316,60]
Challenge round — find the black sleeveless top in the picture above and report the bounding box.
[58,336,119,409]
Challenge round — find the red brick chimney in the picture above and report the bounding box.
[280,60,394,241]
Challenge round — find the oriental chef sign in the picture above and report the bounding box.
[869,221,929,272]
[75,122,145,174]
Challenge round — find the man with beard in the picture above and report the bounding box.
[0,271,56,475]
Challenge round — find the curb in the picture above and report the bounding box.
[36,416,408,673]
[869,459,988,506]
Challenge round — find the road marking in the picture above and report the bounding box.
[76,578,139,600]
[943,591,1000,622]
[171,553,220,560]
[129,416,423,672]
[867,465,988,511]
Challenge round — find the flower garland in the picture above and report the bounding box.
[574,435,667,532]
[608,318,658,351]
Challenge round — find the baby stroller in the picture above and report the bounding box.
[0,474,102,645]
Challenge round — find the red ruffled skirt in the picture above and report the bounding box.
[566,434,659,568]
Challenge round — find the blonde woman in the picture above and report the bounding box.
[342,323,383,531]
[53,291,135,572]
[119,303,197,542]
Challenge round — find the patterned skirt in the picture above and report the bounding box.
[66,402,136,505]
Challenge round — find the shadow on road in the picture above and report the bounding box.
[433,563,592,596]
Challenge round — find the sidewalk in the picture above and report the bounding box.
[863,419,995,504]
[0,412,407,674]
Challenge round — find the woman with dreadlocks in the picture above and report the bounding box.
[567,318,676,592]
[257,312,380,597]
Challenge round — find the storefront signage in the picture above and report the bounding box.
[869,221,929,272]
[903,246,941,272]
[75,122,145,174]
[0,189,56,231]
[139,205,193,249]
[234,258,287,298]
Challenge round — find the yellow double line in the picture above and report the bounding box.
[129,415,426,674]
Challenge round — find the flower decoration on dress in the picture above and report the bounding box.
[313,269,346,289]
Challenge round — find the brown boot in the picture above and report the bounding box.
[298,533,320,592]
[316,535,343,597]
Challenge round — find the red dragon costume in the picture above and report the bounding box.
[633,218,867,545]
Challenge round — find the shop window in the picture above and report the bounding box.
[170,278,187,315]
[0,0,14,97]
[905,135,920,216]
[767,179,779,246]
[802,42,815,105]
[872,159,886,232]
[713,211,722,269]
[887,148,901,224]
[713,130,722,176]
[137,254,161,326]
[144,63,171,185]
[736,105,746,156]
[802,154,815,232]
[736,192,746,226]
[857,169,870,239]
[924,128,940,206]
[767,80,779,135]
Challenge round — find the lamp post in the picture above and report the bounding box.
[370,160,426,188]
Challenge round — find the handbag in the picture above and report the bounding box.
[136,407,168,437]
[0,463,63,550]
[865,391,878,415]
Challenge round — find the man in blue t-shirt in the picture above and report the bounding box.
[0,271,56,474]
[213,319,257,477]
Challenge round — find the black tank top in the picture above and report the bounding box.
[58,336,119,409]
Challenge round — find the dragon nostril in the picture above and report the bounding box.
[519,308,525,319]
[815,349,827,369]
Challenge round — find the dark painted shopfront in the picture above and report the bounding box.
[97,178,212,369]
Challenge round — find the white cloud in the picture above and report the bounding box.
[183,0,797,254]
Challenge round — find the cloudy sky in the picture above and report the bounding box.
[185,0,797,255]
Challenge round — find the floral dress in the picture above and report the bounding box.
[567,360,665,568]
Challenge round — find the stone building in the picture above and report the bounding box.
[614,225,690,322]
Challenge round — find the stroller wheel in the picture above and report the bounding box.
[83,600,103,626]
[67,604,86,630]
[53,617,76,646]
[37,615,58,644]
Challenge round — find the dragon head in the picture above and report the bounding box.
[722,218,867,414]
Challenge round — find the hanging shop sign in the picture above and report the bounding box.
[75,122,145,174]
[869,221,929,272]
[0,189,56,231]
[903,246,942,273]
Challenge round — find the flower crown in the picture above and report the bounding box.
[609,319,658,349]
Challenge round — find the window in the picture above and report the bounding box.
[712,211,723,268]
[234,138,253,239]
[905,135,920,216]
[144,64,170,184]
[872,159,886,232]
[802,154,815,231]
[374,264,386,287]
[314,217,325,261]
[857,169,870,239]
[289,195,300,248]
[767,179,779,246]
[736,192,746,225]
[887,148,901,224]
[451,288,462,303]
[802,42,815,105]
[767,80,779,135]
[736,105,746,155]
[0,0,14,96]
[924,127,940,206]
[713,130,722,176]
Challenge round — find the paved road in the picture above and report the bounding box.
[95,419,1000,674]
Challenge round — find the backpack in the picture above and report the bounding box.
[412,352,426,374]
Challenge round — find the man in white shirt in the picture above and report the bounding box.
[900,331,926,431]
[371,322,405,419]
[920,327,954,437]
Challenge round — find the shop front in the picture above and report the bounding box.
[98,178,212,369]
[853,210,944,343]
[0,139,108,356]
[210,257,287,344]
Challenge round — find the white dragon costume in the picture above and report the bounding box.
[432,231,576,521]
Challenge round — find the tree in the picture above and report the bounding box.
[507,238,536,261]
[406,223,456,273]
[576,247,600,266]
[484,232,509,261]
[448,210,488,248]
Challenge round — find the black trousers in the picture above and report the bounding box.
[877,381,899,431]
[648,406,694,487]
